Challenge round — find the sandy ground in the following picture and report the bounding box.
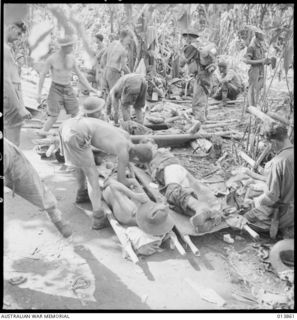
[3,128,262,311]
[3,70,293,310]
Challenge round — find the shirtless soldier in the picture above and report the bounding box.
[59,97,153,229]
[101,30,131,99]
[37,35,99,136]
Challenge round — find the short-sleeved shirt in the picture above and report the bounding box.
[59,116,95,168]
[255,146,294,228]
[112,74,145,97]
[244,37,266,76]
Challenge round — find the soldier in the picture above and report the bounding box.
[37,34,98,136]
[243,27,271,107]
[4,138,72,238]
[106,73,147,125]
[4,21,32,146]
[212,60,243,106]
[183,44,216,122]
[244,122,294,239]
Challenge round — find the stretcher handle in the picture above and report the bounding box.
[243,225,260,240]
[169,232,186,256]
[183,235,200,256]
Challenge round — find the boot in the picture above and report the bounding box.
[76,189,90,203]
[53,220,72,238]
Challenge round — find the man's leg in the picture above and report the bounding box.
[39,83,61,136]
[226,83,240,100]
[64,85,79,118]
[81,166,108,229]
[121,104,131,122]
[192,81,208,122]
[4,141,72,238]
[74,168,90,203]
[4,125,22,147]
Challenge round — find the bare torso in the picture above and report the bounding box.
[86,118,131,155]
[106,40,127,72]
[48,51,75,85]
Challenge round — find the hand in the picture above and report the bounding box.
[127,178,139,189]
[264,58,271,65]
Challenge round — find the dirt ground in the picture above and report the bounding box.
[4,128,292,311]
[3,71,294,310]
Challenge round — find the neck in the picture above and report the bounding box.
[276,138,292,153]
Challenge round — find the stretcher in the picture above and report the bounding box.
[130,164,259,256]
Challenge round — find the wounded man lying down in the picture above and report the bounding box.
[139,138,222,233]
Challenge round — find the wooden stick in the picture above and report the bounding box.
[253,144,271,172]
[247,106,276,124]
[103,202,139,264]
[183,235,200,256]
[243,225,260,240]
[169,232,186,256]
[238,150,264,174]
[267,112,289,126]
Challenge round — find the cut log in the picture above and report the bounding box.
[247,106,276,124]
[131,131,240,147]
[191,139,213,153]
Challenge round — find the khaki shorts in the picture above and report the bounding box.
[4,139,57,210]
[60,132,96,168]
[121,79,147,109]
[104,67,121,92]
[47,82,79,117]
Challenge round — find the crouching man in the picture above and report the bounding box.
[139,138,222,233]
[244,122,294,239]
[212,61,243,106]
[106,73,147,125]
[4,138,72,238]
[59,97,153,229]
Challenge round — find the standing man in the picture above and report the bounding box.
[106,73,147,125]
[37,35,99,136]
[4,138,72,238]
[212,61,243,106]
[243,27,271,107]
[244,122,294,239]
[183,44,216,122]
[59,97,153,230]
[101,30,131,99]
[94,33,105,90]
[4,21,32,146]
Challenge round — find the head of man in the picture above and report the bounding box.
[182,29,199,46]
[7,21,26,43]
[139,137,158,155]
[58,35,76,55]
[119,30,131,47]
[129,143,153,164]
[81,96,105,119]
[263,121,289,152]
[218,61,228,77]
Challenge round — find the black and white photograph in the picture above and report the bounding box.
[2,2,294,312]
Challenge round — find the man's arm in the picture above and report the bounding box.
[37,58,51,103]
[73,61,98,94]
[108,180,148,203]
[116,148,131,187]
[243,47,269,65]
[120,50,130,74]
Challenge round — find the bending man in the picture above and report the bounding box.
[59,97,153,229]
[106,73,147,125]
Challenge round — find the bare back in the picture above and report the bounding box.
[106,40,127,72]
[4,44,21,84]
[48,51,75,85]
[86,118,131,155]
